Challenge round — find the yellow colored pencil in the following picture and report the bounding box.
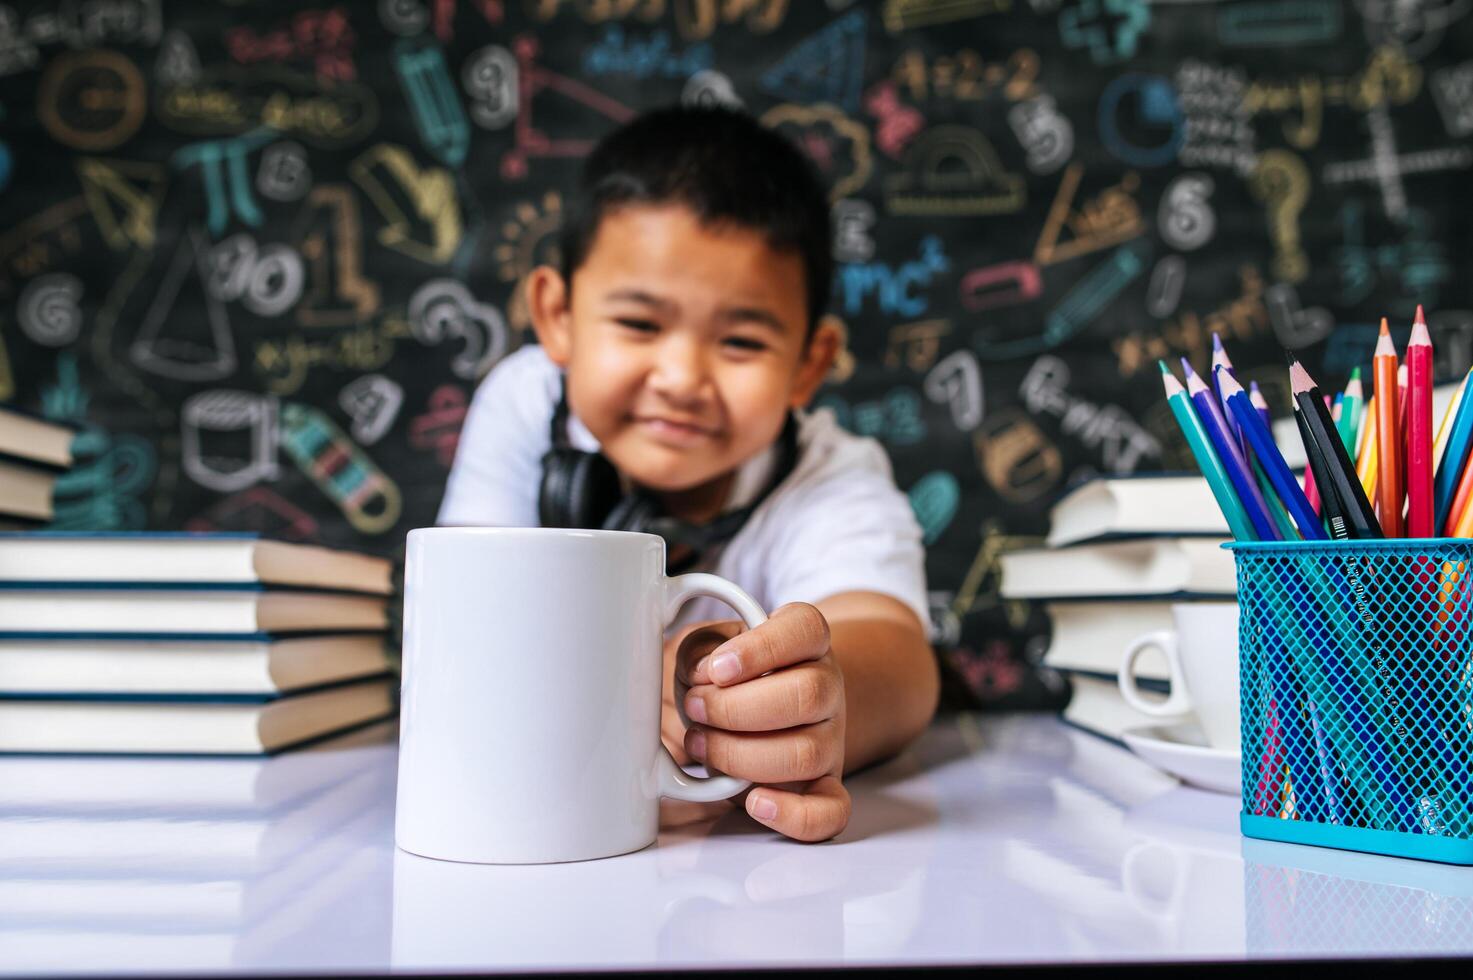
[1433,372,1469,472]
[1357,394,1379,502]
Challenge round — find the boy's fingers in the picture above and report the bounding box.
[692,603,830,687]
[684,661,841,732]
[673,621,744,687]
[685,719,841,783]
[745,775,850,843]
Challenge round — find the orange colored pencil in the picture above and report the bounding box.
[1407,309,1435,536]
[1454,475,1473,536]
[1375,318,1404,536]
[1447,448,1473,535]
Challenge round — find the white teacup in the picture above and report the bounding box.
[395,527,766,865]
[1118,602,1240,750]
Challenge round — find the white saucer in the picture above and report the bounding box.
[1121,723,1241,796]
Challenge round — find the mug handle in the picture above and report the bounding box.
[1118,629,1193,717]
[658,573,766,803]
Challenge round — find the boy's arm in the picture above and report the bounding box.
[815,590,940,773]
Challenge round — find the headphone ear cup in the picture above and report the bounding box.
[539,449,623,529]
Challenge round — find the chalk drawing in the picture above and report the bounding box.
[130,226,237,381]
[17,272,83,346]
[925,349,985,431]
[180,389,281,493]
[408,278,509,379]
[340,374,404,446]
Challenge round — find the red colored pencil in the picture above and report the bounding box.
[1375,318,1404,537]
[1407,307,1435,537]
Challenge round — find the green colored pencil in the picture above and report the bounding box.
[1338,367,1363,456]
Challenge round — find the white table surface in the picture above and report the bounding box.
[2,712,1471,975]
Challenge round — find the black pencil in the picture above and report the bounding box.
[1290,358,1384,538]
[1296,398,1351,539]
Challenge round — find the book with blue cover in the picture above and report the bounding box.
[0,532,392,595]
[0,588,388,635]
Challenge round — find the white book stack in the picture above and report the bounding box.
[1001,475,1232,742]
[0,532,398,754]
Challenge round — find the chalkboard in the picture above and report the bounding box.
[2,1,1471,710]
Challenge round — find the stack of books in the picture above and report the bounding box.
[0,405,77,528]
[1000,475,1235,742]
[0,532,397,754]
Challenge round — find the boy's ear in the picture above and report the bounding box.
[789,314,845,409]
[527,265,573,366]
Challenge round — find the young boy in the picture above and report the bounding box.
[437,105,938,843]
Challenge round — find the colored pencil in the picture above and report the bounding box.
[1290,359,1383,539]
[1375,320,1404,536]
[1219,366,1326,540]
[1433,369,1469,475]
[1407,310,1435,537]
[1434,368,1473,532]
[1340,368,1364,456]
[1182,359,1278,534]
[1250,380,1272,431]
[1248,382,1302,539]
[1449,461,1473,537]
[1357,394,1380,502]
[1211,333,1242,449]
[1161,362,1256,541]
[1185,362,1280,540]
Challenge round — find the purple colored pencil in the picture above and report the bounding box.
[1185,363,1280,539]
[1212,333,1246,451]
[1182,358,1279,539]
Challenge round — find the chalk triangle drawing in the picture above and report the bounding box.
[502,36,636,180]
[76,158,165,251]
[759,10,867,113]
[130,225,236,381]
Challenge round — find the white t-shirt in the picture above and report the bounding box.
[436,344,930,633]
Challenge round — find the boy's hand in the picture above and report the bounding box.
[662,603,849,843]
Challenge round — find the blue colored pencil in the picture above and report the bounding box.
[1184,361,1280,540]
[1218,366,1326,540]
[1250,380,1272,432]
[1434,366,1473,532]
[1249,382,1302,539]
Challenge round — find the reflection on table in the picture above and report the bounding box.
[0,714,1470,974]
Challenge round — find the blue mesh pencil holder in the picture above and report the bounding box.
[1229,539,1473,865]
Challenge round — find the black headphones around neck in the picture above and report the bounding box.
[538,376,801,573]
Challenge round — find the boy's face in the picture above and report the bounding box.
[528,204,840,499]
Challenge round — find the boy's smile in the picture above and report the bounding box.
[529,204,840,524]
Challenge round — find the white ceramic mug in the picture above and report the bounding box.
[395,527,766,864]
[1118,602,1240,750]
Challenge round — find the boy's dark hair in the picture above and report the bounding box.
[558,105,833,341]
